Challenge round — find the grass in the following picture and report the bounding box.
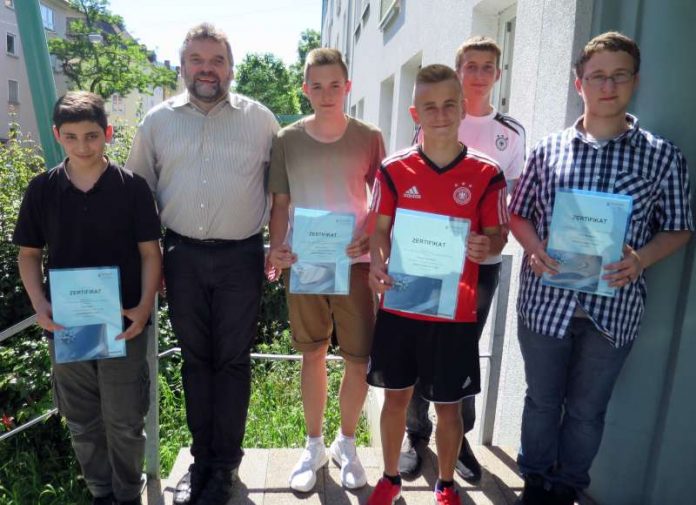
[0,330,370,504]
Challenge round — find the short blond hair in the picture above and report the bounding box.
[574,31,640,78]
[303,48,348,81]
[416,64,460,88]
[455,36,501,71]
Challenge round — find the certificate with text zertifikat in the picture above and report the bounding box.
[383,208,469,319]
[290,207,355,295]
[49,266,125,363]
[543,188,633,297]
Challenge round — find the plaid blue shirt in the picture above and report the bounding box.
[509,114,694,347]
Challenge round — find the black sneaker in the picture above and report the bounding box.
[92,494,115,505]
[548,482,577,505]
[454,437,482,483]
[516,473,552,505]
[196,466,238,505]
[173,463,211,505]
[115,499,142,505]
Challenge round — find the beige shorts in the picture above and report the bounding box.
[284,263,376,363]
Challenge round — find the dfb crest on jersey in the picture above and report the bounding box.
[496,134,509,151]
[453,186,472,205]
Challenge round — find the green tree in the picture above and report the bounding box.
[290,29,321,114]
[48,0,177,99]
[234,53,299,115]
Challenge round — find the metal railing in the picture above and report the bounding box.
[0,309,344,479]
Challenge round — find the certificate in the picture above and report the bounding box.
[543,188,633,297]
[289,207,355,295]
[49,266,125,363]
[383,208,469,319]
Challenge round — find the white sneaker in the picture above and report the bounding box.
[289,439,329,492]
[329,435,367,489]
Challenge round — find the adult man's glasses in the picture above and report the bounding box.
[583,71,635,87]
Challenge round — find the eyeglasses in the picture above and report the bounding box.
[583,71,635,87]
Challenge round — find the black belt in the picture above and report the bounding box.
[165,229,261,247]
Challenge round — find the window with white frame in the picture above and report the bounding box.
[111,93,125,113]
[40,3,55,31]
[8,80,19,103]
[379,0,400,30]
[6,33,16,55]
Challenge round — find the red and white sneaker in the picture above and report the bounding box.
[367,477,401,505]
[435,486,461,505]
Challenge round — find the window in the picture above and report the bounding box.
[8,80,19,104]
[111,94,124,113]
[6,33,16,55]
[379,0,400,30]
[40,4,55,31]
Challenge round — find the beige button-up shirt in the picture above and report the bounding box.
[126,92,279,240]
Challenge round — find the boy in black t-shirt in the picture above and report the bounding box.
[12,91,161,505]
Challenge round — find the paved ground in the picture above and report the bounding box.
[141,445,597,505]
[145,445,520,505]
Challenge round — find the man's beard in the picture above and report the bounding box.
[186,71,231,103]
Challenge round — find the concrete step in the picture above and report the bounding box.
[141,445,598,505]
[143,445,523,504]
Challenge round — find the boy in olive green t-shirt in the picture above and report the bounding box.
[267,48,385,493]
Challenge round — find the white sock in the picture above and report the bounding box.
[307,435,324,445]
[338,431,355,442]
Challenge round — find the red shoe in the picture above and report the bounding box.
[367,477,401,505]
[435,486,461,505]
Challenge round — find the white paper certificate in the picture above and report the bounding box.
[543,188,633,297]
[49,266,125,363]
[290,207,355,295]
[383,208,470,319]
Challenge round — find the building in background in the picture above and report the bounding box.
[1,0,78,142]
[322,2,696,504]
[1,0,170,142]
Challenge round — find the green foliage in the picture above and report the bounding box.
[48,0,177,99]
[106,122,137,166]
[246,332,371,449]
[234,53,300,115]
[289,29,321,115]
[0,120,45,329]
[0,419,90,505]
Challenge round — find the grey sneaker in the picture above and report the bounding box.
[454,437,482,482]
[398,433,422,475]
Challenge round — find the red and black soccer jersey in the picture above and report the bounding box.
[371,144,508,322]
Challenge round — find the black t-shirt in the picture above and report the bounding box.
[12,160,161,309]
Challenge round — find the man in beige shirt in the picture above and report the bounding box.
[126,23,278,505]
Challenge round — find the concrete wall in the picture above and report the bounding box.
[587,1,696,504]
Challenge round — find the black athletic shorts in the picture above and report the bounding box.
[367,309,481,403]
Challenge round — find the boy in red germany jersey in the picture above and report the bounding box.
[365,65,508,505]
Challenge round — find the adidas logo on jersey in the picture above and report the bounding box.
[403,186,421,199]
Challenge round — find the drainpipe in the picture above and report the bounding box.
[14,0,63,169]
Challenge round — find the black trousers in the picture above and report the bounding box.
[406,262,502,444]
[163,231,264,468]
